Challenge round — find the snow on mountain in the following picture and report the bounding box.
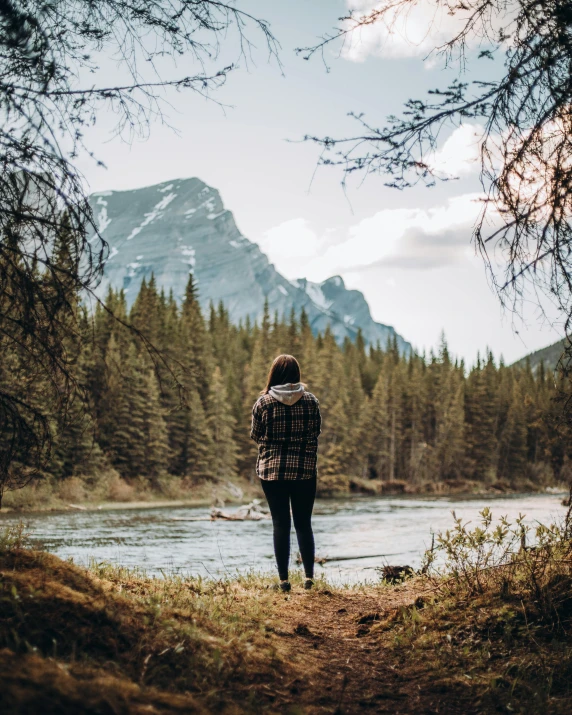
[90,177,410,352]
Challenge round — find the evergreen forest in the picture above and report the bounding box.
[3,253,571,502]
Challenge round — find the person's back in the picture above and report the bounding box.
[250,355,321,591]
[251,387,321,481]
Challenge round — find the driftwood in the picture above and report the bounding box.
[296,552,398,566]
[210,500,270,521]
[301,552,402,565]
[324,553,390,563]
[171,500,270,522]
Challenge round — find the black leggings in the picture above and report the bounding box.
[261,477,316,581]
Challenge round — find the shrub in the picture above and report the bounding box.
[2,480,54,511]
[0,523,30,551]
[57,476,87,503]
[423,501,572,626]
[316,473,350,497]
[105,473,136,502]
[154,475,185,499]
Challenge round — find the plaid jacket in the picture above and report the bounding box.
[250,391,322,481]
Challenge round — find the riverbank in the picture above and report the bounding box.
[2,491,565,584]
[0,474,263,514]
[1,471,566,515]
[1,534,571,714]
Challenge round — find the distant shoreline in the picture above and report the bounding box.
[1,485,567,517]
[0,497,216,517]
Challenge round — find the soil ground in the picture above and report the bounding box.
[264,581,467,715]
[2,544,569,714]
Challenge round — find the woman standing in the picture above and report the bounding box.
[250,354,322,592]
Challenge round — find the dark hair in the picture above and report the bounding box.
[262,354,302,394]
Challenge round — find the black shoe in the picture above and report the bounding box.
[304,578,314,590]
[273,580,291,592]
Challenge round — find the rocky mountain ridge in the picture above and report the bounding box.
[91,177,410,351]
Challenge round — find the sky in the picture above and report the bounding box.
[76,0,564,363]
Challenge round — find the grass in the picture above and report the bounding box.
[371,579,572,713]
[2,505,572,714]
[364,506,572,713]
[0,526,293,713]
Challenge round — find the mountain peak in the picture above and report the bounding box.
[321,275,345,290]
[90,178,411,352]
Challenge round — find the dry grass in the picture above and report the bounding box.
[0,530,293,713]
[371,576,572,713]
[362,507,572,714]
[2,510,572,714]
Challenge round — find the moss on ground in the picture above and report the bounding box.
[2,532,572,714]
[0,546,288,713]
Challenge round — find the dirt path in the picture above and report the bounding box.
[265,581,466,715]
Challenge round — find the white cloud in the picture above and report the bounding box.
[259,218,324,279]
[299,193,484,280]
[342,0,472,62]
[256,195,558,364]
[260,192,501,286]
[340,0,516,62]
[430,124,483,177]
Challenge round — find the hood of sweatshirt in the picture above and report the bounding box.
[269,382,305,406]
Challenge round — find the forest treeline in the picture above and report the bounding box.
[3,247,572,499]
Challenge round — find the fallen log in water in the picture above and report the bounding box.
[172,500,271,522]
[210,503,270,521]
[296,552,406,565]
[326,553,391,562]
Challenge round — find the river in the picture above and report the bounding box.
[1,492,567,584]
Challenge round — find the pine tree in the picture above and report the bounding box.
[239,299,271,477]
[382,352,405,483]
[185,390,214,479]
[465,352,500,482]
[51,369,104,480]
[433,365,465,481]
[288,306,299,356]
[180,273,211,401]
[426,337,465,482]
[340,354,366,475]
[246,299,272,399]
[140,362,170,479]
[298,307,317,388]
[97,336,147,478]
[42,216,105,483]
[402,353,429,483]
[8,259,564,495]
[206,366,238,478]
[130,274,163,347]
[360,369,389,480]
[498,379,528,482]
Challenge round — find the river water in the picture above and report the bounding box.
[0,492,567,584]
